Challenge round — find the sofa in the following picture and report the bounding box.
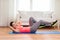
[15,11,57,28]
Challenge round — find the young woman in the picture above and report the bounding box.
[9,17,52,33]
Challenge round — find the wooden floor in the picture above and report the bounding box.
[0,27,60,40]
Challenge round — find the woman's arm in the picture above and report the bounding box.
[9,26,19,32]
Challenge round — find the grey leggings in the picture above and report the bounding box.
[29,17,51,33]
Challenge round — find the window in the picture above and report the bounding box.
[16,0,52,11]
[16,0,30,11]
[32,0,51,11]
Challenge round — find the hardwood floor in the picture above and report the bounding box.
[0,27,60,40]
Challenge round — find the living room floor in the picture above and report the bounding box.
[0,27,60,40]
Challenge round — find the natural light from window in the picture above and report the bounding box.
[16,0,52,11]
[32,0,51,11]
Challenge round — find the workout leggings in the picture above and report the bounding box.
[29,17,51,33]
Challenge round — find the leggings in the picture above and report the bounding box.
[29,17,51,33]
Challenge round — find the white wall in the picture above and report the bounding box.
[0,0,9,26]
[0,0,15,26]
[54,0,60,20]
[8,0,15,26]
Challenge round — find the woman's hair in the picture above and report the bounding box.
[10,21,14,26]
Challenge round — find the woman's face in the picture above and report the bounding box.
[12,22,16,28]
[12,22,21,28]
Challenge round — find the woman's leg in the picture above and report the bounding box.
[30,20,41,33]
[30,20,51,33]
[40,20,52,26]
[29,17,36,26]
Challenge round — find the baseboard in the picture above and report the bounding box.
[0,26,8,28]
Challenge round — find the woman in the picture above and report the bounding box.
[9,17,52,33]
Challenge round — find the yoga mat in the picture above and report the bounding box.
[9,31,60,34]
